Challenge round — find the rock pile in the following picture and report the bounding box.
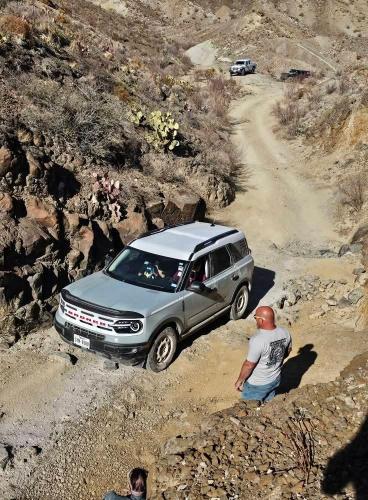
[0,130,207,347]
[0,0,238,345]
[272,272,367,322]
[150,353,368,499]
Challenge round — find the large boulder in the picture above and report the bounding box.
[63,212,82,235]
[0,216,18,268]
[17,218,54,258]
[0,193,14,214]
[0,146,15,177]
[26,151,43,178]
[71,225,94,270]
[162,190,205,225]
[113,210,148,245]
[351,224,368,271]
[25,197,58,238]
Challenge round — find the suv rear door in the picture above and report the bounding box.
[208,246,238,314]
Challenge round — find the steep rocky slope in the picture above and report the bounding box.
[0,0,238,345]
[151,351,368,499]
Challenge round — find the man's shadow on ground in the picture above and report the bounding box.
[322,415,368,499]
[277,344,317,394]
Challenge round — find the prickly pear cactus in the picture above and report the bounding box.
[128,107,180,151]
[145,111,180,151]
[128,108,145,126]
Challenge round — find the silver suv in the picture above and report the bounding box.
[54,222,254,371]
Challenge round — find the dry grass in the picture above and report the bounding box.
[338,173,367,212]
[273,101,303,136]
[0,14,31,38]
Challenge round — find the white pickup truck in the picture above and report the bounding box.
[229,59,256,76]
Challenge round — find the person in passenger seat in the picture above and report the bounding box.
[188,259,208,285]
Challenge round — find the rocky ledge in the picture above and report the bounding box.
[150,352,368,499]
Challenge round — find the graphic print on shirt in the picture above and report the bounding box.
[266,338,288,366]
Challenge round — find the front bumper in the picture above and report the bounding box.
[54,316,149,365]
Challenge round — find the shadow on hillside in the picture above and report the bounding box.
[322,415,368,500]
[277,344,317,394]
[176,265,275,357]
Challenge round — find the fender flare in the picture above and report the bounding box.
[148,317,183,348]
[231,281,250,303]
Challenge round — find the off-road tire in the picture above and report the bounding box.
[241,69,246,76]
[230,285,249,320]
[146,326,178,372]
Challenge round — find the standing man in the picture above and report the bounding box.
[235,306,292,403]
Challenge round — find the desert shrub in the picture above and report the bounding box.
[273,101,302,128]
[316,96,351,131]
[339,173,367,211]
[113,83,132,103]
[20,78,133,163]
[208,76,226,94]
[338,78,349,94]
[0,14,31,38]
[325,81,337,94]
[208,92,227,118]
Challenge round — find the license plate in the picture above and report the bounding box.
[74,334,90,349]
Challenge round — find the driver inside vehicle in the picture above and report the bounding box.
[138,260,166,280]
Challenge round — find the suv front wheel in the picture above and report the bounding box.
[230,285,249,320]
[146,326,178,372]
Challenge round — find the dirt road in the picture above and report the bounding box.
[1,75,367,500]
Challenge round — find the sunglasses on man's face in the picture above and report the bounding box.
[253,315,264,320]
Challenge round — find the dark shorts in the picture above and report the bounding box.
[241,376,281,403]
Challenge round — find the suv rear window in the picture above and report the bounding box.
[228,239,249,262]
[211,246,232,276]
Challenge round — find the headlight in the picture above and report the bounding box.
[113,320,143,334]
[60,296,66,313]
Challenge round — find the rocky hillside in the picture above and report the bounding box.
[150,351,368,499]
[0,0,238,346]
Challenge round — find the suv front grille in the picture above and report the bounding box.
[66,322,104,341]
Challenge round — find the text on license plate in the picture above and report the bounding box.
[74,334,90,349]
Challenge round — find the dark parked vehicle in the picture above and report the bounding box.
[280,69,311,81]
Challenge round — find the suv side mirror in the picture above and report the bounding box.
[104,252,115,267]
[187,281,206,293]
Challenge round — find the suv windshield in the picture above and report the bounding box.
[106,247,187,293]
[235,60,245,65]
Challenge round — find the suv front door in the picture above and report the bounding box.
[182,246,237,331]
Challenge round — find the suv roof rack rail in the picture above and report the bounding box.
[191,229,239,256]
[134,220,195,241]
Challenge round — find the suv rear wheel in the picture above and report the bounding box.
[146,326,178,372]
[230,285,249,320]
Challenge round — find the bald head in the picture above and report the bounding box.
[254,306,276,330]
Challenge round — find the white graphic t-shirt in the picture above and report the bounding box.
[247,327,292,386]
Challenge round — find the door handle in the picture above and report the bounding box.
[232,275,239,281]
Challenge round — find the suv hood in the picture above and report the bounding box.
[64,271,178,317]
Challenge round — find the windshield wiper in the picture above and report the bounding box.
[124,279,167,291]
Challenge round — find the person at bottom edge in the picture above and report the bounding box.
[234,306,292,404]
[104,468,148,500]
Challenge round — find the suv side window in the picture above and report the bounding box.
[211,246,232,276]
[185,254,210,288]
[228,238,249,262]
